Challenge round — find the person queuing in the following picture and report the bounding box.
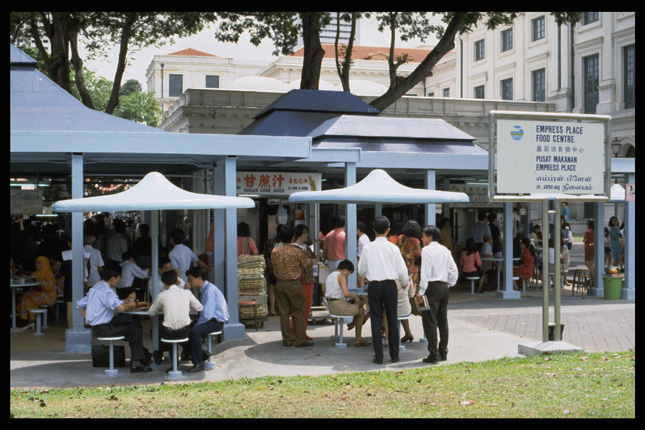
[76,263,152,373]
[358,216,408,365]
[417,225,458,364]
[149,270,203,370]
[184,267,229,373]
[292,224,317,340]
[271,225,317,348]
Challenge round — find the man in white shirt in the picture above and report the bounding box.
[149,270,203,368]
[117,252,149,300]
[358,216,408,365]
[84,235,104,288]
[418,225,459,364]
[169,227,211,283]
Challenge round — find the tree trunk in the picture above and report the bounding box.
[105,12,137,115]
[69,28,94,110]
[299,12,325,90]
[369,12,467,112]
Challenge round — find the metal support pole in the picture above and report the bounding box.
[542,201,549,342]
[554,199,562,341]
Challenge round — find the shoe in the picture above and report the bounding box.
[131,364,153,373]
[401,335,414,343]
[188,363,204,373]
[21,322,35,330]
[295,340,314,347]
[373,358,383,364]
[422,355,440,364]
[306,335,313,341]
[202,351,211,362]
[439,354,448,362]
[391,357,400,363]
[180,353,191,362]
[347,323,355,331]
[283,341,294,347]
[354,339,372,347]
[153,350,163,365]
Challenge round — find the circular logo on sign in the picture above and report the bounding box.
[510,126,524,141]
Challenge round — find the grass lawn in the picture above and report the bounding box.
[10,350,634,418]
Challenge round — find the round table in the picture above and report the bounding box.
[10,281,40,330]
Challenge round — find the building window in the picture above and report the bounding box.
[583,54,599,114]
[475,39,485,61]
[501,28,513,52]
[443,88,450,97]
[531,16,545,41]
[501,78,513,100]
[583,12,599,25]
[532,68,546,102]
[169,74,183,97]
[624,44,635,109]
[205,75,220,89]
[474,85,485,99]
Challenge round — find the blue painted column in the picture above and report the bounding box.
[591,202,605,296]
[65,153,92,352]
[497,202,520,299]
[214,157,245,340]
[425,170,436,226]
[345,162,357,287]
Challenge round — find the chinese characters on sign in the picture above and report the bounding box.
[237,172,322,197]
[496,120,605,195]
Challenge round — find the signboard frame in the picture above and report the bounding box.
[488,111,612,203]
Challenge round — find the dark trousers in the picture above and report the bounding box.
[159,324,190,355]
[92,313,146,365]
[421,281,450,360]
[367,280,399,362]
[188,318,224,365]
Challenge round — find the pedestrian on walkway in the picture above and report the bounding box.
[357,216,408,364]
[417,225,458,364]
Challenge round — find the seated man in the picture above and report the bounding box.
[148,270,203,369]
[185,267,229,373]
[76,263,152,373]
[118,251,149,300]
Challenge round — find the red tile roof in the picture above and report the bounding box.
[291,44,432,62]
[168,48,216,57]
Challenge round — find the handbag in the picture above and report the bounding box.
[91,345,126,368]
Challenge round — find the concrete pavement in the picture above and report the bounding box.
[10,282,634,389]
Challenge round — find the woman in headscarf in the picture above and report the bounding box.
[17,256,58,325]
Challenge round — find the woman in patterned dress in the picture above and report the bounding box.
[17,256,58,324]
[395,220,422,343]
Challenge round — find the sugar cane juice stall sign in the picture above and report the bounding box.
[496,120,605,194]
[237,171,322,197]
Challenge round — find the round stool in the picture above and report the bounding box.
[162,337,189,378]
[28,309,47,336]
[96,336,126,376]
[397,314,411,351]
[38,305,50,328]
[204,331,222,370]
[465,277,480,294]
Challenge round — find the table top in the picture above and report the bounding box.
[348,287,368,296]
[10,281,40,288]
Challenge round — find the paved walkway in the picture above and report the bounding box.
[10,284,634,389]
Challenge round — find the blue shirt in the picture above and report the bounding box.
[76,281,123,326]
[197,281,229,325]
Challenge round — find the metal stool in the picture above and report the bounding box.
[465,276,480,294]
[324,298,350,349]
[572,269,591,296]
[397,314,411,351]
[28,309,47,336]
[96,336,125,376]
[162,337,189,378]
[204,331,222,370]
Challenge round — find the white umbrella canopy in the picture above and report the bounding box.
[288,169,469,204]
[53,171,254,212]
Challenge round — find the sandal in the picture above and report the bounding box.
[354,339,372,347]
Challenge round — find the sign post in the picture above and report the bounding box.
[488,111,611,356]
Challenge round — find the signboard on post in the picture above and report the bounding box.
[489,111,612,202]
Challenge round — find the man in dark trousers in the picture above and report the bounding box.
[418,225,459,364]
[358,216,409,364]
[76,263,152,373]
